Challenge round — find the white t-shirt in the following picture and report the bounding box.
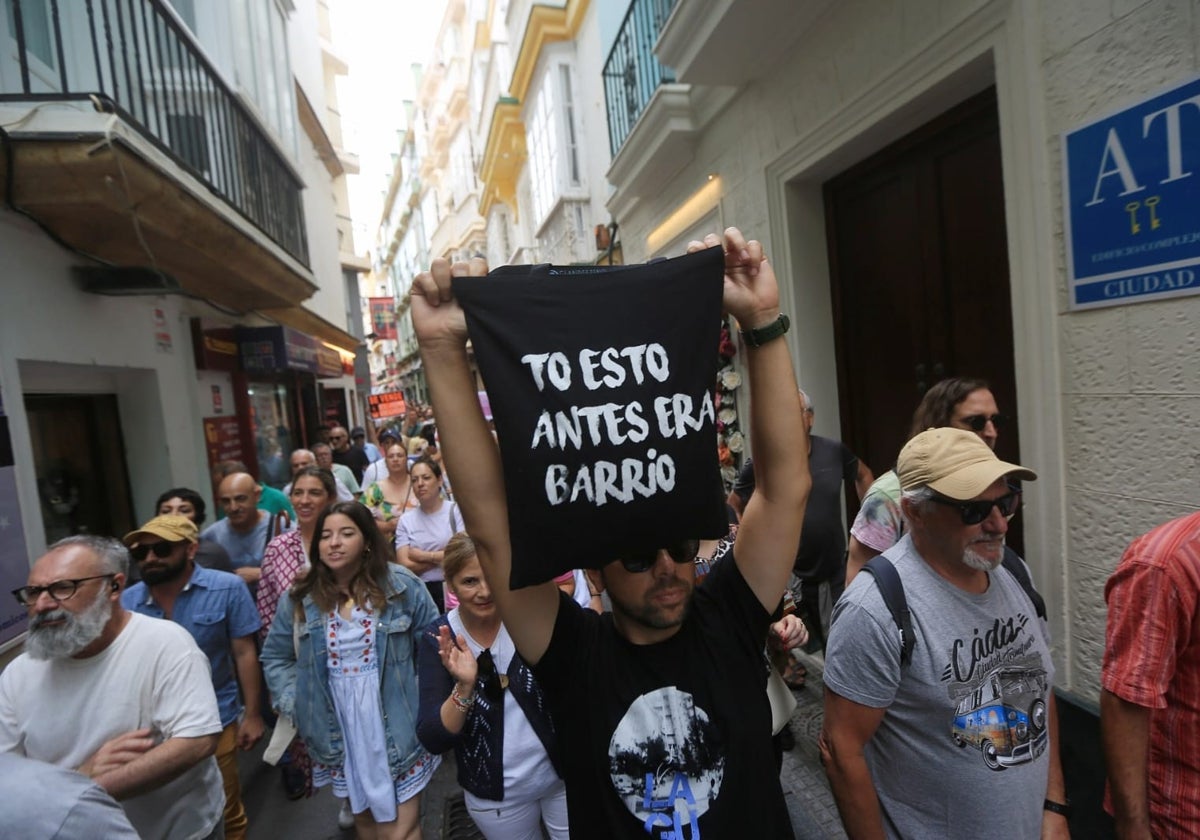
[395,501,463,583]
[0,613,225,840]
[446,611,559,803]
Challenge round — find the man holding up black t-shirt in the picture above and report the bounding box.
[411,227,810,838]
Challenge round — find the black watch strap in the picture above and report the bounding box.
[1043,798,1072,818]
[740,313,790,347]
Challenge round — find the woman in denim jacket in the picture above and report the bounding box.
[263,501,440,839]
[416,532,567,839]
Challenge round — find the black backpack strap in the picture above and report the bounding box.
[860,555,915,666]
[1001,547,1047,620]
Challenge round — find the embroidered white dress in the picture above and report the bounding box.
[313,603,439,820]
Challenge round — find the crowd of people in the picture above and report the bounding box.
[1,228,1196,840]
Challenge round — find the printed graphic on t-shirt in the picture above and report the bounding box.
[608,687,723,838]
[942,610,1049,771]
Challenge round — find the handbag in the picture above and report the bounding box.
[263,603,302,766]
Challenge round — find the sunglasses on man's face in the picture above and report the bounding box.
[129,542,179,562]
[958,413,1006,433]
[929,490,1021,525]
[617,540,700,574]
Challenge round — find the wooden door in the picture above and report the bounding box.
[824,89,1023,546]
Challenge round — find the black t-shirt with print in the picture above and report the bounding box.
[533,554,792,838]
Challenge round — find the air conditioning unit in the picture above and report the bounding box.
[73,266,182,296]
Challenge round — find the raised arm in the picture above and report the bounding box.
[411,259,561,665]
[693,229,809,611]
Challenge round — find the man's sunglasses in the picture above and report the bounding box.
[929,490,1021,525]
[617,540,699,574]
[959,413,1006,432]
[129,542,181,562]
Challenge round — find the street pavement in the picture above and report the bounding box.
[240,649,846,839]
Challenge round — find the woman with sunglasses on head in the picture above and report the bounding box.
[155,487,234,573]
[416,533,567,839]
[846,377,1009,584]
[262,502,441,839]
[362,442,419,539]
[395,456,462,612]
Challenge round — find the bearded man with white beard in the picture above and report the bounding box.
[0,535,225,840]
[820,428,1071,840]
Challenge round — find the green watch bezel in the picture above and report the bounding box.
[740,313,790,347]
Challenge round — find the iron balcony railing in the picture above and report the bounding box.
[601,0,676,158]
[1,0,309,267]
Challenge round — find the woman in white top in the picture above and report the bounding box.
[395,456,461,612]
[416,533,567,839]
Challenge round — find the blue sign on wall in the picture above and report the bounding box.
[1063,75,1200,309]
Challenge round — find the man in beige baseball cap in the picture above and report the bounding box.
[821,427,1070,839]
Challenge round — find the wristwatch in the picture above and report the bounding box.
[739,313,790,347]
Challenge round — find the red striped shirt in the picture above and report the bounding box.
[1102,510,1200,839]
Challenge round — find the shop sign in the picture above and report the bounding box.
[1064,75,1200,309]
[0,386,31,647]
[316,345,343,378]
[191,319,239,371]
[203,415,247,469]
[237,326,320,373]
[369,297,398,340]
[368,390,408,419]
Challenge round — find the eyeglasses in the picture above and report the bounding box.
[129,542,180,562]
[929,491,1021,525]
[12,574,116,607]
[958,413,1006,432]
[476,649,508,703]
[617,540,699,574]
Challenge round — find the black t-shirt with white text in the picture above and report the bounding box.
[533,554,792,838]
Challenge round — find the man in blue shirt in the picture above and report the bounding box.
[202,472,274,589]
[122,515,263,840]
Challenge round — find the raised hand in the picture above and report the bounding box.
[411,257,488,349]
[687,227,781,329]
[437,624,478,688]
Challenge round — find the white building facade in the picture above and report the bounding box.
[0,0,365,656]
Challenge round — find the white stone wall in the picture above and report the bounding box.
[0,215,217,560]
[1040,0,1200,696]
[602,0,1200,700]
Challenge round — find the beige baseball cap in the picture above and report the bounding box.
[122,515,199,546]
[897,427,1037,500]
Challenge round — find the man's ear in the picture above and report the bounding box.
[186,542,200,562]
[899,496,924,526]
[585,568,605,595]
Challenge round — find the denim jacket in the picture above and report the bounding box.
[261,565,439,777]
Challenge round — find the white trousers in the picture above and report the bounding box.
[465,779,569,840]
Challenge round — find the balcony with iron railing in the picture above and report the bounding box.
[0,0,316,310]
[601,0,675,159]
[601,0,738,220]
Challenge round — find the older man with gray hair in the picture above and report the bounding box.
[820,427,1069,840]
[0,535,224,839]
[285,448,354,502]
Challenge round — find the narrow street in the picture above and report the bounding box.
[239,650,845,839]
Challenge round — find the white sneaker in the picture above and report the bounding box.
[337,800,354,830]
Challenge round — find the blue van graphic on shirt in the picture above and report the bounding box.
[951,666,1048,770]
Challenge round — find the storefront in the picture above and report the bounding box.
[192,320,354,489]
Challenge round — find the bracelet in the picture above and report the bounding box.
[1043,798,1072,818]
[449,685,475,713]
